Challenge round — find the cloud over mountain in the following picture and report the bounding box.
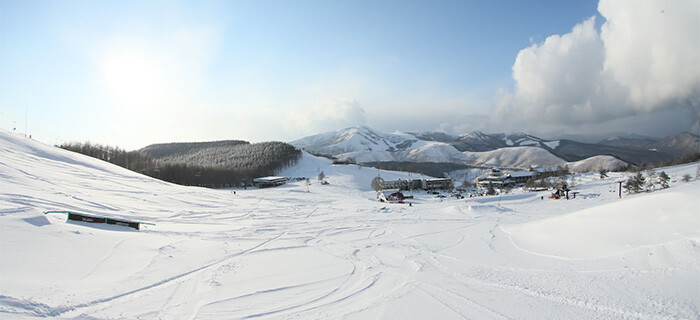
[495,0,700,136]
[285,97,367,136]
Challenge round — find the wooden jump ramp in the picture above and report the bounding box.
[44,211,154,230]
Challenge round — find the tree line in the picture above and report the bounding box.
[58,140,302,188]
[662,152,700,167]
[624,170,671,194]
[523,166,572,190]
[141,141,302,177]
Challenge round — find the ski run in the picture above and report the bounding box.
[1,130,698,319]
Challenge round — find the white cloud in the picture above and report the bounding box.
[599,0,700,109]
[494,0,700,137]
[285,97,366,135]
[437,114,491,136]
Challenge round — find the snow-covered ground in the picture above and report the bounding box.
[462,146,567,168]
[1,130,699,319]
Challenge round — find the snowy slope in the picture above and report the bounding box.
[459,146,627,171]
[568,155,628,173]
[505,182,700,259]
[452,131,561,152]
[463,146,567,168]
[291,126,429,155]
[333,142,469,164]
[291,126,472,165]
[2,130,699,319]
[277,150,418,191]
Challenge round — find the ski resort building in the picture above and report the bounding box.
[381,179,421,190]
[423,178,453,190]
[253,176,287,188]
[379,178,453,191]
[476,168,533,189]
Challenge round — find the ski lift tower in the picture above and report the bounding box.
[616,180,623,198]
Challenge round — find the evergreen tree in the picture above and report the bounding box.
[645,170,657,191]
[624,172,645,194]
[658,171,670,189]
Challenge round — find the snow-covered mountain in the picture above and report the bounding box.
[653,132,699,157]
[462,146,567,169]
[452,132,560,152]
[406,130,562,152]
[291,126,424,156]
[598,132,700,157]
[291,126,628,172]
[568,155,629,173]
[291,126,470,165]
[451,131,681,165]
[596,132,700,160]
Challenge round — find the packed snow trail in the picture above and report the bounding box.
[1,130,698,319]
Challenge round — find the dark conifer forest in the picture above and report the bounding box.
[58,140,302,188]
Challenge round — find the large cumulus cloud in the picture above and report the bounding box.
[495,0,700,136]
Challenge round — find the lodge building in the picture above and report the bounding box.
[379,178,454,191]
[475,168,533,189]
[253,176,287,188]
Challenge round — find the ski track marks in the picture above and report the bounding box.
[2,132,699,319]
[1,232,286,318]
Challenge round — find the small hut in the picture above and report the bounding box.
[550,183,571,199]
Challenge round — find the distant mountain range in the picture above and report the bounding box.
[291,126,699,172]
[598,132,700,158]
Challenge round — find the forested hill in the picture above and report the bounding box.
[140,140,249,159]
[57,140,301,188]
[140,140,302,174]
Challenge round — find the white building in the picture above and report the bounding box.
[253,176,287,188]
[379,178,453,191]
[476,168,533,189]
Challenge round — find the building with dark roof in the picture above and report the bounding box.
[253,176,287,188]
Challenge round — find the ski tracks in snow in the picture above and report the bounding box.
[2,232,287,318]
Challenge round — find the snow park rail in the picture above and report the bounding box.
[44,211,154,230]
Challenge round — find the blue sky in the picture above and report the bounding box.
[1,0,697,149]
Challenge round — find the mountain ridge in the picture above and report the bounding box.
[290,126,699,169]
